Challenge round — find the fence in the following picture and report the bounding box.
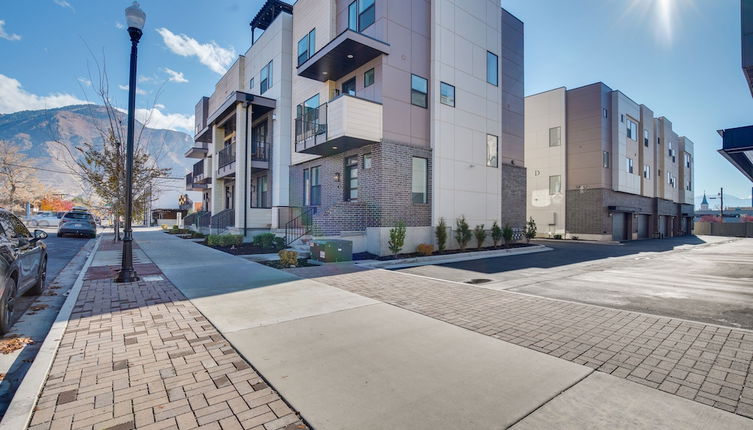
[694,222,753,238]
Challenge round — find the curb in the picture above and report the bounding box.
[0,236,102,430]
[354,245,552,270]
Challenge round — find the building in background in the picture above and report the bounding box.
[525,83,694,241]
[185,0,526,255]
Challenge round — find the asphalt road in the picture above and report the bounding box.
[399,236,753,329]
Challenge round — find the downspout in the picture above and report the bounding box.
[244,102,250,235]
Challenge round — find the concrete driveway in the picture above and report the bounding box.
[399,236,753,329]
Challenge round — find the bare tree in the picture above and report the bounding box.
[0,140,45,213]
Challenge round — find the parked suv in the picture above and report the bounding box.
[0,209,48,334]
[25,211,61,228]
[58,210,97,238]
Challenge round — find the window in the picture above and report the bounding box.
[486,51,498,86]
[249,78,254,89]
[626,119,637,140]
[342,77,356,96]
[256,176,268,207]
[310,166,321,205]
[363,153,372,169]
[620,114,624,123]
[303,168,310,206]
[297,29,316,66]
[344,156,359,201]
[686,180,692,191]
[549,126,561,147]
[364,68,375,87]
[603,151,610,168]
[549,175,562,195]
[603,108,608,118]
[643,129,649,147]
[643,165,651,179]
[685,153,691,168]
[349,0,375,32]
[486,134,498,167]
[440,82,455,107]
[412,157,428,204]
[297,94,320,121]
[411,74,428,108]
[626,157,634,174]
[348,1,358,31]
[657,137,661,145]
[260,61,273,94]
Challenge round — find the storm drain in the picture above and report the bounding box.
[466,278,493,285]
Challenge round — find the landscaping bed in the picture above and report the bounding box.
[259,259,319,269]
[202,242,284,255]
[375,242,534,261]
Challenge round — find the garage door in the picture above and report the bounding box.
[658,216,666,237]
[612,212,626,241]
[637,215,649,239]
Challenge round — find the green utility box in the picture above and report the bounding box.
[310,239,352,262]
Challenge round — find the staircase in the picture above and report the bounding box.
[210,209,234,234]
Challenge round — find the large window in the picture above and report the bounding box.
[256,176,268,207]
[549,126,561,147]
[344,156,359,201]
[486,134,498,167]
[486,51,498,86]
[440,82,455,107]
[549,175,561,195]
[627,119,638,140]
[411,74,428,108]
[297,29,316,66]
[643,129,649,147]
[260,61,273,94]
[412,157,428,204]
[364,68,375,87]
[348,0,375,32]
[643,164,651,179]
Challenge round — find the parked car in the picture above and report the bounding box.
[0,209,48,334]
[25,211,60,228]
[58,210,97,238]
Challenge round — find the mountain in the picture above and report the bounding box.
[0,104,196,208]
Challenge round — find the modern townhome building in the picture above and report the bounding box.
[525,83,694,241]
[185,0,525,255]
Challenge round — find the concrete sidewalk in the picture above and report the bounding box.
[138,230,752,429]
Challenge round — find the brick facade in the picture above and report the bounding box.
[500,164,527,228]
[290,141,432,235]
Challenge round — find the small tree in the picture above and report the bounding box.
[491,221,502,247]
[524,217,537,243]
[435,217,448,252]
[388,222,407,257]
[454,216,472,250]
[473,224,486,249]
[502,223,514,248]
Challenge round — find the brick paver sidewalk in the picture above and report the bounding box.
[300,267,753,420]
[28,240,307,430]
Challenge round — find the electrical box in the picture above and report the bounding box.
[310,239,352,263]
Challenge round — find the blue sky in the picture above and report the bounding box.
[0,0,751,201]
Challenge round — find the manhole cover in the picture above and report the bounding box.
[466,279,492,284]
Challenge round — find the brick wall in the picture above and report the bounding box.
[566,188,656,236]
[500,164,526,228]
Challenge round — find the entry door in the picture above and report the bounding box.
[612,213,626,241]
[342,77,356,96]
[637,215,649,239]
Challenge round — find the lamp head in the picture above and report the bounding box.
[125,2,146,31]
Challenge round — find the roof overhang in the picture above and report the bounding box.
[195,92,276,142]
[718,126,753,182]
[297,30,389,82]
[250,0,293,31]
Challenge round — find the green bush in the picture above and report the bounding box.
[502,224,514,248]
[553,234,563,240]
[454,216,471,250]
[207,234,243,247]
[278,250,298,267]
[274,237,286,249]
[524,217,537,242]
[388,222,407,257]
[491,221,502,247]
[473,224,486,249]
[435,218,448,252]
[252,233,278,248]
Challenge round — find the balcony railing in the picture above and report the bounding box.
[295,105,328,147]
[192,159,204,178]
[252,141,270,161]
[218,143,236,169]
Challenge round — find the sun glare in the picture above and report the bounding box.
[623,0,696,47]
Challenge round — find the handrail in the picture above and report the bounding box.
[192,159,204,177]
[284,206,316,246]
[218,143,236,168]
[210,208,234,231]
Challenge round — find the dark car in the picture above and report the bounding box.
[0,209,48,334]
[58,211,97,238]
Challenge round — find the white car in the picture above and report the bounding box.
[25,211,61,228]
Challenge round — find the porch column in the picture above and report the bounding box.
[233,103,251,233]
[210,125,224,216]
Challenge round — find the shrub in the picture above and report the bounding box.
[252,232,278,248]
[278,250,298,267]
[388,222,407,257]
[416,243,433,256]
[502,224,514,248]
[491,221,502,247]
[274,237,286,250]
[524,217,537,242]
[435,218,448,252]
[161,224,170,230]
[455,216,472,250]
[473,225,486,249]
[171,224,179,231]
[553,234,563,240]
[207,234,243,247]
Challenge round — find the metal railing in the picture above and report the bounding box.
[185,173,193,188]
[192,159,204,177]
[295,104,328,145]
[210,208,234,232]
[184,211,197,226]
[218,143,236,168]
[284,206,316,246]
[197,211,211,228]
[252,141,270,161]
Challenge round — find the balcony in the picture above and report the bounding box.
[185,142,209,159]
[185,173,207,192]
[295,95,382,156]
[251,141,270,170]
[297,29,389,82]
[217,142,236,178]
[192,159,210,183]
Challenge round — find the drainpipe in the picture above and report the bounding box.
[243,102,250,235]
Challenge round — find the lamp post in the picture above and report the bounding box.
[116,1,145,283]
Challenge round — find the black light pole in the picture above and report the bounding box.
[117,2,146,284]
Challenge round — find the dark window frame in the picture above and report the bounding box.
[344,156,359,201]
[410,74,428,108]
[364,68,375,87]
[439,81,455,107]
[260,60,273,94]
[411,156,428,204]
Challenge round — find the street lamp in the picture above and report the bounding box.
[116,1,145,283]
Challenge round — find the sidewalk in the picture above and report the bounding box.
[136,230,752,429]
[27,236,307,430]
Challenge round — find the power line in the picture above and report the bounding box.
[1,162,185,180]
